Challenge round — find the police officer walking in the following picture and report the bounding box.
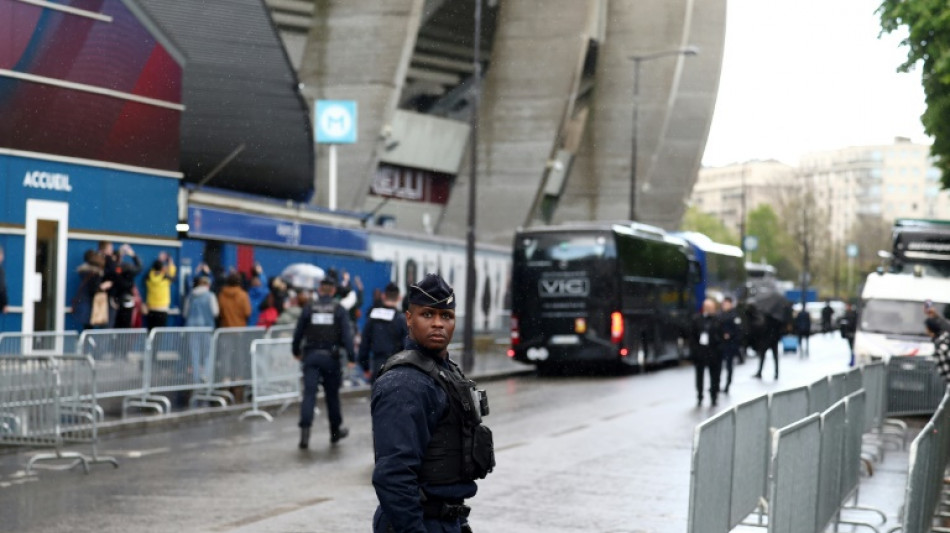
[691,298,723,407]
[358,282,408,382]
[292,275,354,449]
[371,273,495,533]
[718,296,742,393]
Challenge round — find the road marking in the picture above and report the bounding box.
[209,497,332,531]
[495,441,528,451]
[548,424,589,437]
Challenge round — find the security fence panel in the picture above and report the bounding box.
[121,327,213,416]
[841,390,866,503]
[844,367,862,395]
[807,376,830,415]
[887,356,945,416]
[265,325,296,339]
[241,338,300,422]
[828,372,847,404]
[815,398,847,532]
[0,355,117,474]
[768,414,821,533]
[0,331,79,355]
[687,408,735,533]
[860,362,887,432]
[191,327,266,407]
[79,329,148,403]
[730,395,769,528]
[901,391,950,533]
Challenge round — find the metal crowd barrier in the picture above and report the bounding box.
[121,327,213,417]
[815,398,848,532]
[729,395,769,527]
[0,331,79,355]
[839,390,886,528]
[79,329,149,407]
[767,413,821,533]
[0,355,117,474]
[808,376,831,415]
[829,371,848,404]
[887,356,946,416]
[265,325,296,339]
[892,388,950,533]
[190,327,266,407]
[845,367,863,395]
[687,409,735,533]
[240,338,300,421]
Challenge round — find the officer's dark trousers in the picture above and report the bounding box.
[755,340,780,379]
[694,349,721,402]
[721,344,738,390]
[299,350,342,431]
[373,506,461,533]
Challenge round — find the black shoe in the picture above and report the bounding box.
[723,386,730,394]
[711,398,718,407]
[298,427,310,449]
[330,426,349,444]
[753,373,762,379]
[697,397,703,407]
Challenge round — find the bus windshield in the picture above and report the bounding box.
[516,232,616,265]
[860,299,950,336]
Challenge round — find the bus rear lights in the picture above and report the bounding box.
[574,318,587,334]
[610,311,624,344]
[620,348,629,357]
[510,315,521,346]
[507,349,516,358]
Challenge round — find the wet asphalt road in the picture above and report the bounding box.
[1,335,857,533]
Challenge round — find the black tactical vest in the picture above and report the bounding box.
[380,350,495,484]
[304,299,339,349]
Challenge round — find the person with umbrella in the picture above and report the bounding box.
[750,291,791,380]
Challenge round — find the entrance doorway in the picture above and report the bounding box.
[23,200,69,334]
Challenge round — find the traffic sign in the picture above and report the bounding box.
[315,100,357,144]
[744,235,759,252]
[846,243,859,258]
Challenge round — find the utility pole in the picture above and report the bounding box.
[462,0,482,373]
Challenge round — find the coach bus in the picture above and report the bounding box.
[673,232,745,310]
[508,222,693,372]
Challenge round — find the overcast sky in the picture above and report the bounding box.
[701,0,929,167]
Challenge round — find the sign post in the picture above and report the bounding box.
[315,100,358,210]
[846,243,858,296]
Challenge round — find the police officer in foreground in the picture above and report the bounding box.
[292,274,354,449]
[359,282,409,382]
[371,273,495,533]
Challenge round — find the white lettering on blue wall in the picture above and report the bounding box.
[22,171,72,192]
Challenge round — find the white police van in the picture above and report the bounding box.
[854,272,950,364]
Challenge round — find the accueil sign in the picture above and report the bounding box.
[22,171,72,192]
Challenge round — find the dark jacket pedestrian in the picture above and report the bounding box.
[794,308,811,357]
[750,305,786,380]
[292,276,354,448]
[371,273,494,533]
[839,303,858,366]
[821,302,834,334]
[690,298,723,406]
[72,250,109,330]
[358,282,408,381]
[108,244,142,328]
[718,297,742,393]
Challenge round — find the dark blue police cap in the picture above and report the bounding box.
[408,273,455,309]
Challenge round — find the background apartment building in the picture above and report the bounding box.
[689,159,795,236]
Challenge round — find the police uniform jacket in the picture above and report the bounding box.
[371,339,478,532]
[719,309,742,351]
[359,304,408,367]
[291,294,355,359]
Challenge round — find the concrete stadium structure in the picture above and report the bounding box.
[268,0,726,244]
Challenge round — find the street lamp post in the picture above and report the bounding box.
[462,0,483,374]
[628,46,698,221]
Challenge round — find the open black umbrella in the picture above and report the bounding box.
[753,291,791,323]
